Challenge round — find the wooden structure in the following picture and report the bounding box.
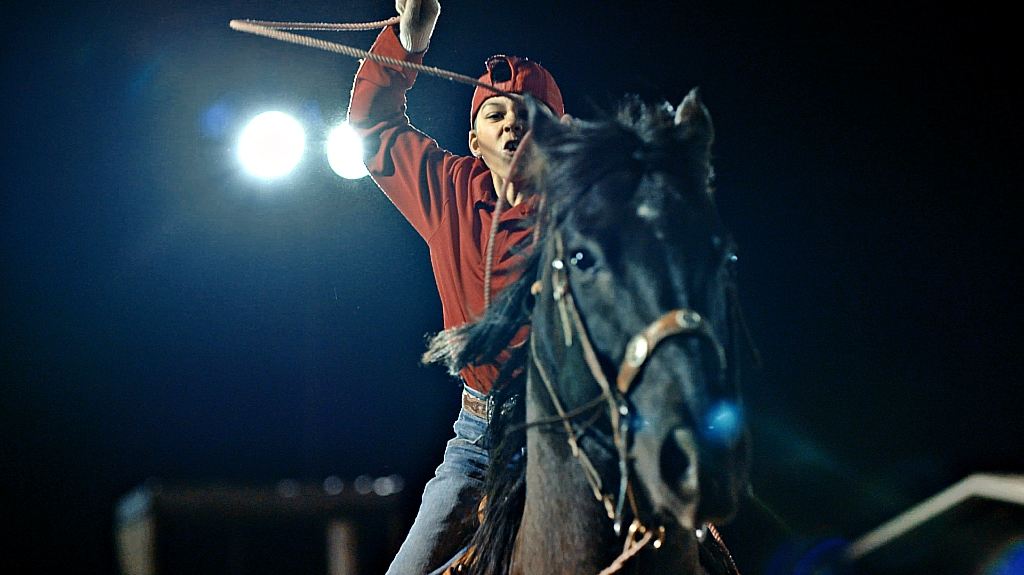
[845,473,1024,574]
[114,478,405,575]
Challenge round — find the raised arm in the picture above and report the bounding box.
[347,0,459,241]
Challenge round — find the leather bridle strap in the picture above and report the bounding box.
[617,309,727,396]
[536,229,731,543]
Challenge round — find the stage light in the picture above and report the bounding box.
[323,476,344,496]
[372,475,404,496]
[353,475,372,495]
[238,111,305,178]
[326,122,369,179]
[275,478,300,498]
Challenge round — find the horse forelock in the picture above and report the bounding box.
[531,99,716,237]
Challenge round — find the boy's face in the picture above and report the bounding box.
[469,96,528,180]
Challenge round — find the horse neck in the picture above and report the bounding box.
[512,364,617,575]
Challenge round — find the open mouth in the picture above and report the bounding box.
[504,140,520,154]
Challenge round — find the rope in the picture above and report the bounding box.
[482,185,504,310]
[228,19,521,100]
[507,393,606,435]
[704,523,741,575]
[596,527,654,575]
[232,18,672,574]
[483,130,533,309]
[231,18,400,31]
[230,16,530,313]
[231,16,526,312]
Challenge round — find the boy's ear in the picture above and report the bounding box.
[468,129,481,157]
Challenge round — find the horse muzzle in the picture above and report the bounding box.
[634,412,749,531]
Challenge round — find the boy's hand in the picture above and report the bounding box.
[397,0,440,53]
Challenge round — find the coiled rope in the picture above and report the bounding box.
[229,18,518,99]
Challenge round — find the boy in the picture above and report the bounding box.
[347,0,564,573]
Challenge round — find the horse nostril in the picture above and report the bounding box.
[660,427,698,497]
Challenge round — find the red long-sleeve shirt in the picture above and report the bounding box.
[348,26,533,394]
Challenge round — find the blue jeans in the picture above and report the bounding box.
[386,387,489,575]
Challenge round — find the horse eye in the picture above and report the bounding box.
[569,249,596,271]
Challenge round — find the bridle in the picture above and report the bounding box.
[527,228,738,573]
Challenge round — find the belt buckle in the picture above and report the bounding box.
[462,387,516,424]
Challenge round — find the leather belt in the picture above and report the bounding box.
[461,388,489,421]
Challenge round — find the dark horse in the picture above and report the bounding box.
[426,89,751,575]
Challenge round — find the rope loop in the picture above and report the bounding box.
[229,18,520,99]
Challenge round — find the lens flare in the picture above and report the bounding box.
[326,122,369,179]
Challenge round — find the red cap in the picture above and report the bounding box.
[470,55,564,125]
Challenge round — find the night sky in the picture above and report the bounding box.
[1,1,1020,573]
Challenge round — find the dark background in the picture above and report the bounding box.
[1,0,1020,573]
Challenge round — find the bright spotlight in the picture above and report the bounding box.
[326,122,369,179]
[238,111,305,178]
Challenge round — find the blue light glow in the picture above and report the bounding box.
[989,540,1024,575]
[200,102,232,138]
[704,401,742,445]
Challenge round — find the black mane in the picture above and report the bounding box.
[422,95,715,575]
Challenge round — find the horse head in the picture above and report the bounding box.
[525,89,751,540]
[424,91,752,574]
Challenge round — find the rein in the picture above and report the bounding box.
[528,228,731,573]
[484,131,534,310]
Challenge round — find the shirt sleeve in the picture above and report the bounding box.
[347,25,453,241]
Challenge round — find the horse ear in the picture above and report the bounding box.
[526,94,568,147]
[674,88,715,145]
